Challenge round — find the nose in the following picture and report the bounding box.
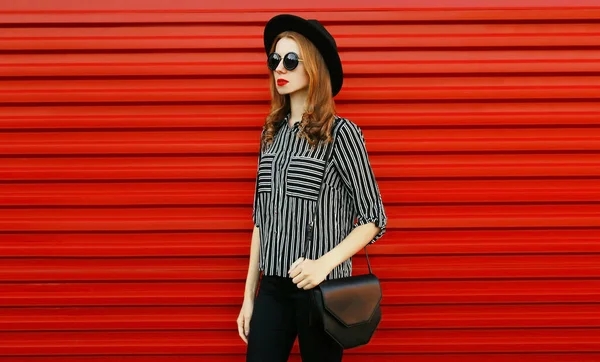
[275,58,286,74]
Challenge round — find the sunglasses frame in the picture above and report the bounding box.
[267,51,304,71]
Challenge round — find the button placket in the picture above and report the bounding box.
[276,150,290,265]
[272,154,279,239]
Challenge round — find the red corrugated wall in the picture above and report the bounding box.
[1,0,600,361]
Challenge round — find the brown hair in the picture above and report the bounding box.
[261,31,337,151]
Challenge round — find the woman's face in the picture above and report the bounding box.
[272,37,309,96]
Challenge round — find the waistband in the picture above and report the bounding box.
[260,274,307,294]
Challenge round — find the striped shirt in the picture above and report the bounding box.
[252,114,387,280]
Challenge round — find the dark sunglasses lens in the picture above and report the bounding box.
[267,53,281,71]
[283,52,299,70]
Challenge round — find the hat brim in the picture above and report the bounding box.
[263,14,343,97]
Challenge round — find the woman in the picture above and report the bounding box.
[238,14,388,362]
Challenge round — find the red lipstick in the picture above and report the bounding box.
[277,78,289,86]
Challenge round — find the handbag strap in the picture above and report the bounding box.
[302,116,373,274]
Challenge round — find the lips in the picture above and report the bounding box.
[277,79,289,86]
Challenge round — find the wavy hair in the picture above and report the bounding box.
[261,31,337,151]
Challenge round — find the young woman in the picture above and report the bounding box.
[238,14,388,362]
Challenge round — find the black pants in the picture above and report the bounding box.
[246,274,344,362]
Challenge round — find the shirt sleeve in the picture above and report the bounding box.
[333,121,387,244]
[252,129,264,228]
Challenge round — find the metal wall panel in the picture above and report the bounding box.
[1,0,599,361]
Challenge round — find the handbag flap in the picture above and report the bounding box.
[318,273,382,327]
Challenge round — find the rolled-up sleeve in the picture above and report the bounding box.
[252,130,264,228]
[252,159,260,228]
[334,121,387,244]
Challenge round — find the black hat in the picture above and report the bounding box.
[263,14,344,97]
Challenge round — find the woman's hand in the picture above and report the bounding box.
[236,298,254,344]
[288,257,332,290]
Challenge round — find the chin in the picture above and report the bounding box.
[276,86,306,96]
[276,89,293,95]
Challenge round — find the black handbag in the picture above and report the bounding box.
[303,119,382,349]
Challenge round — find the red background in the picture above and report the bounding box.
[1,0,600,361]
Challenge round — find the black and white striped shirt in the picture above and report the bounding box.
[252,114,387,280]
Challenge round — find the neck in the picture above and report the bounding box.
[288,88,308,125]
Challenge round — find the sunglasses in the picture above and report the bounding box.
[267,51,304,71]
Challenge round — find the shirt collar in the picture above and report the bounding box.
[281,112,300,131]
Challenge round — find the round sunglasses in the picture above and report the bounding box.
[267,52,304,71]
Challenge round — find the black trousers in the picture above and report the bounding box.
[246,274,344,362]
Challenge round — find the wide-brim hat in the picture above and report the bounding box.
[263,14,344,97]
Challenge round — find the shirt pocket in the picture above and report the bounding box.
[257,153,276,193]
[286,155,326,201]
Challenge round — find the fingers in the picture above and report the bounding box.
[292,272,305,285]
[289,266,303,279]
[288,257,305,275]
[237,315,248,344]
[289,265,304,279]
[244,316,251,341]
[297,279,313,290]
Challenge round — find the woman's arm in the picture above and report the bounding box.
[238,131,264,342]
[244,225,261,300]
[288,223,379,288]
[319,222,380,273]
[246,129,264,298]
[237,225,261,343]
